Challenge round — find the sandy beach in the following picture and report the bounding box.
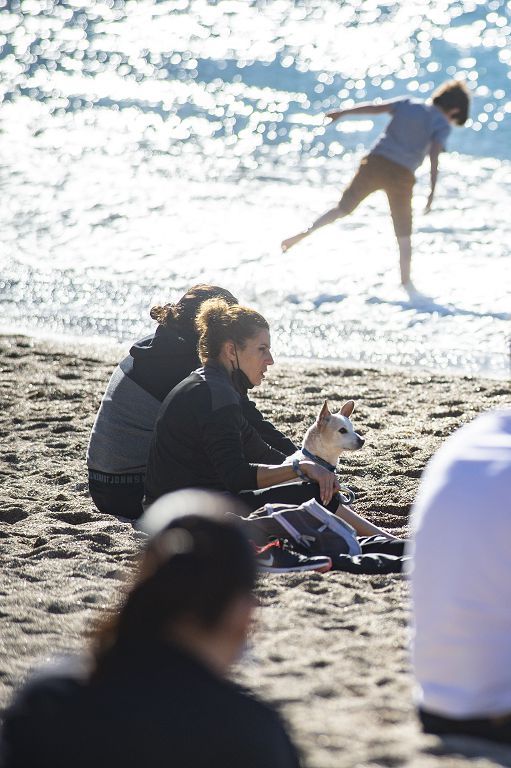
[1,334,509,767]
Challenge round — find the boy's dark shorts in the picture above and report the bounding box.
[338,153,415,238]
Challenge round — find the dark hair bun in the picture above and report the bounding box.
[150,304,176,324]
[149,286,238,330]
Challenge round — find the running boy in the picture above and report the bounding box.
[281,80,470,289]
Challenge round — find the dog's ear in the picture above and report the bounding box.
[317,400,331,428]
[340,400,355,418]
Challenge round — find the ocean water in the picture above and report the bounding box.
[0,0,509,377]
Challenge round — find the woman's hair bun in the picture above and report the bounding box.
[195,299,268,362]
[195,298,231,331]
[150,303,177,325]
[149,286,237,330]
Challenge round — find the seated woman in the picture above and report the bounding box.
[1,491,302,768]
[145,298,396,544]
[87,284,296,520]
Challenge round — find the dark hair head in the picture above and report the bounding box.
[195,298,269,362]
[150,285,238,334]
[432,80,471,125]
[92,491,256,669]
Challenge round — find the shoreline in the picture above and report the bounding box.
[0,328,507,382]
[1,334,509,767]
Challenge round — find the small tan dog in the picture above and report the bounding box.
[292,399,365,471]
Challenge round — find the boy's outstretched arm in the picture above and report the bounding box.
[326,101,394,122]
[424,141,443,213]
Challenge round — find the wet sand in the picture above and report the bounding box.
[1,335,509,767]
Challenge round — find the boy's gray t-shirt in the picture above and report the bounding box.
[371,98,451,172]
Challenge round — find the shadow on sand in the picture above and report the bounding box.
[366,288,510,322]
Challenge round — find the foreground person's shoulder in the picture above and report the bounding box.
[225,685,303,767]
[1,657,88,766]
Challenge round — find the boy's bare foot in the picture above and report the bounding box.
[281,233,306,252]
[403,281,433,304]
[402,280,418,295]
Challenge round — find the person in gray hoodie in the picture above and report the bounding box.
[87,285,297,520]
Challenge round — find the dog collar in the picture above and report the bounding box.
[302,448,356,505]
[301,447,337,473]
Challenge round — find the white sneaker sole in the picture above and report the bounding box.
[258,560,332,574]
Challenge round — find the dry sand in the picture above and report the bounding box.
[1,334,510,767]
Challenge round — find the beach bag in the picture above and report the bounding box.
[248,498,362,557]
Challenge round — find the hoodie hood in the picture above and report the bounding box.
[124,324,200,402]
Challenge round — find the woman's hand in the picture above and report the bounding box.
[299,461,340,506]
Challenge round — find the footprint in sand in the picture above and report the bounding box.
[46,600,80,614]
[2,507,29,524]
[303,582,329,595]
[50,510,97,525]
[76,532,112,547]
[54,475,72,486]
[57,371,82,381]
[310,659,331,669]
[313,686,337,699]
[51,423,78,434]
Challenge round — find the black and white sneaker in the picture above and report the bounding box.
[254,540,332,574]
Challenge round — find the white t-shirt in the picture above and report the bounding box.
[410,409,511,718]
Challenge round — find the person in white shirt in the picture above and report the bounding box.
[409,408,511,744]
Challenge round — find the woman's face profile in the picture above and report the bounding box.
[237,329,274,387]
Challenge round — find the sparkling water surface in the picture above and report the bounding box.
[0,0,510,377]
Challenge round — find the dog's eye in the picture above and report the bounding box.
[338,427,348,434]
